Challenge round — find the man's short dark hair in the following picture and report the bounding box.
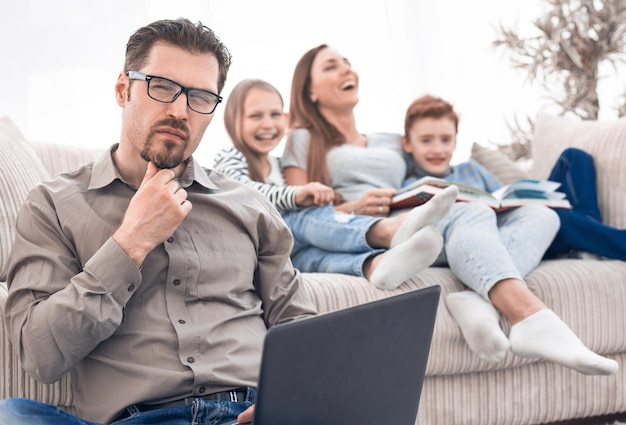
[124,18,232,93]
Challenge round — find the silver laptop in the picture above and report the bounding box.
[240,285,440,425]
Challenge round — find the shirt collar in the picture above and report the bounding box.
[88,144,219,192]
[408,158,452,180]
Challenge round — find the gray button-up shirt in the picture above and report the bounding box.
[5,144,317,423]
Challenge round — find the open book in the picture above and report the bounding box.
[390,176,572,211]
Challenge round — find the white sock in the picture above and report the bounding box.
[391,185,458,247]
[509,309,618,375]
[445,291,510,362]
[369,225,442,290]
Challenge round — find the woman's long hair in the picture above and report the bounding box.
[288,44,346,185]
[223,79,284,182]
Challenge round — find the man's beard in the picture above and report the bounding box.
[141,139,185,169]
[141,119,188,169]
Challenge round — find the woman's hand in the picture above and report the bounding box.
[294,182,335,207]
[333,188,396,216]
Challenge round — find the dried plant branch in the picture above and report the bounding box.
[619,92,626,117]
[497,114,534,161]
[493,0,626,158]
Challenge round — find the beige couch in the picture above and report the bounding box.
[1,114,626,425]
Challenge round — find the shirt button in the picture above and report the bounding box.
[199,387,206,394]
[127,285,135,292]
[178,319,186,324]
[173,279,181,286]
[187,357,195,364]
[167,237,174,243]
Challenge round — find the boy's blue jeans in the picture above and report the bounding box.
[0,397,251,425]
[432,201,559,300]
[544,147,626,260]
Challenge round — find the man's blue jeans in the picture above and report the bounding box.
[0,397,252,425]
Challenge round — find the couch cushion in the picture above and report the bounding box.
[470,142,530,184]
[302,258,626,377]
[531,114,626,229]
[33,142,103,177]
[0,117,49,281]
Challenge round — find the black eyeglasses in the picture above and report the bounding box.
[126,71,223,115]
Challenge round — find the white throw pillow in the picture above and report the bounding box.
[0,117,49,281]
[470,142,530,185]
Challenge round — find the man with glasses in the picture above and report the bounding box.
[1,18,317,425]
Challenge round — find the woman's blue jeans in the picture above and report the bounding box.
[0,397,251,425]
[544,147,626,260]
[282,205,384,276]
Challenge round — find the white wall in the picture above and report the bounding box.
[3,0,621,167]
